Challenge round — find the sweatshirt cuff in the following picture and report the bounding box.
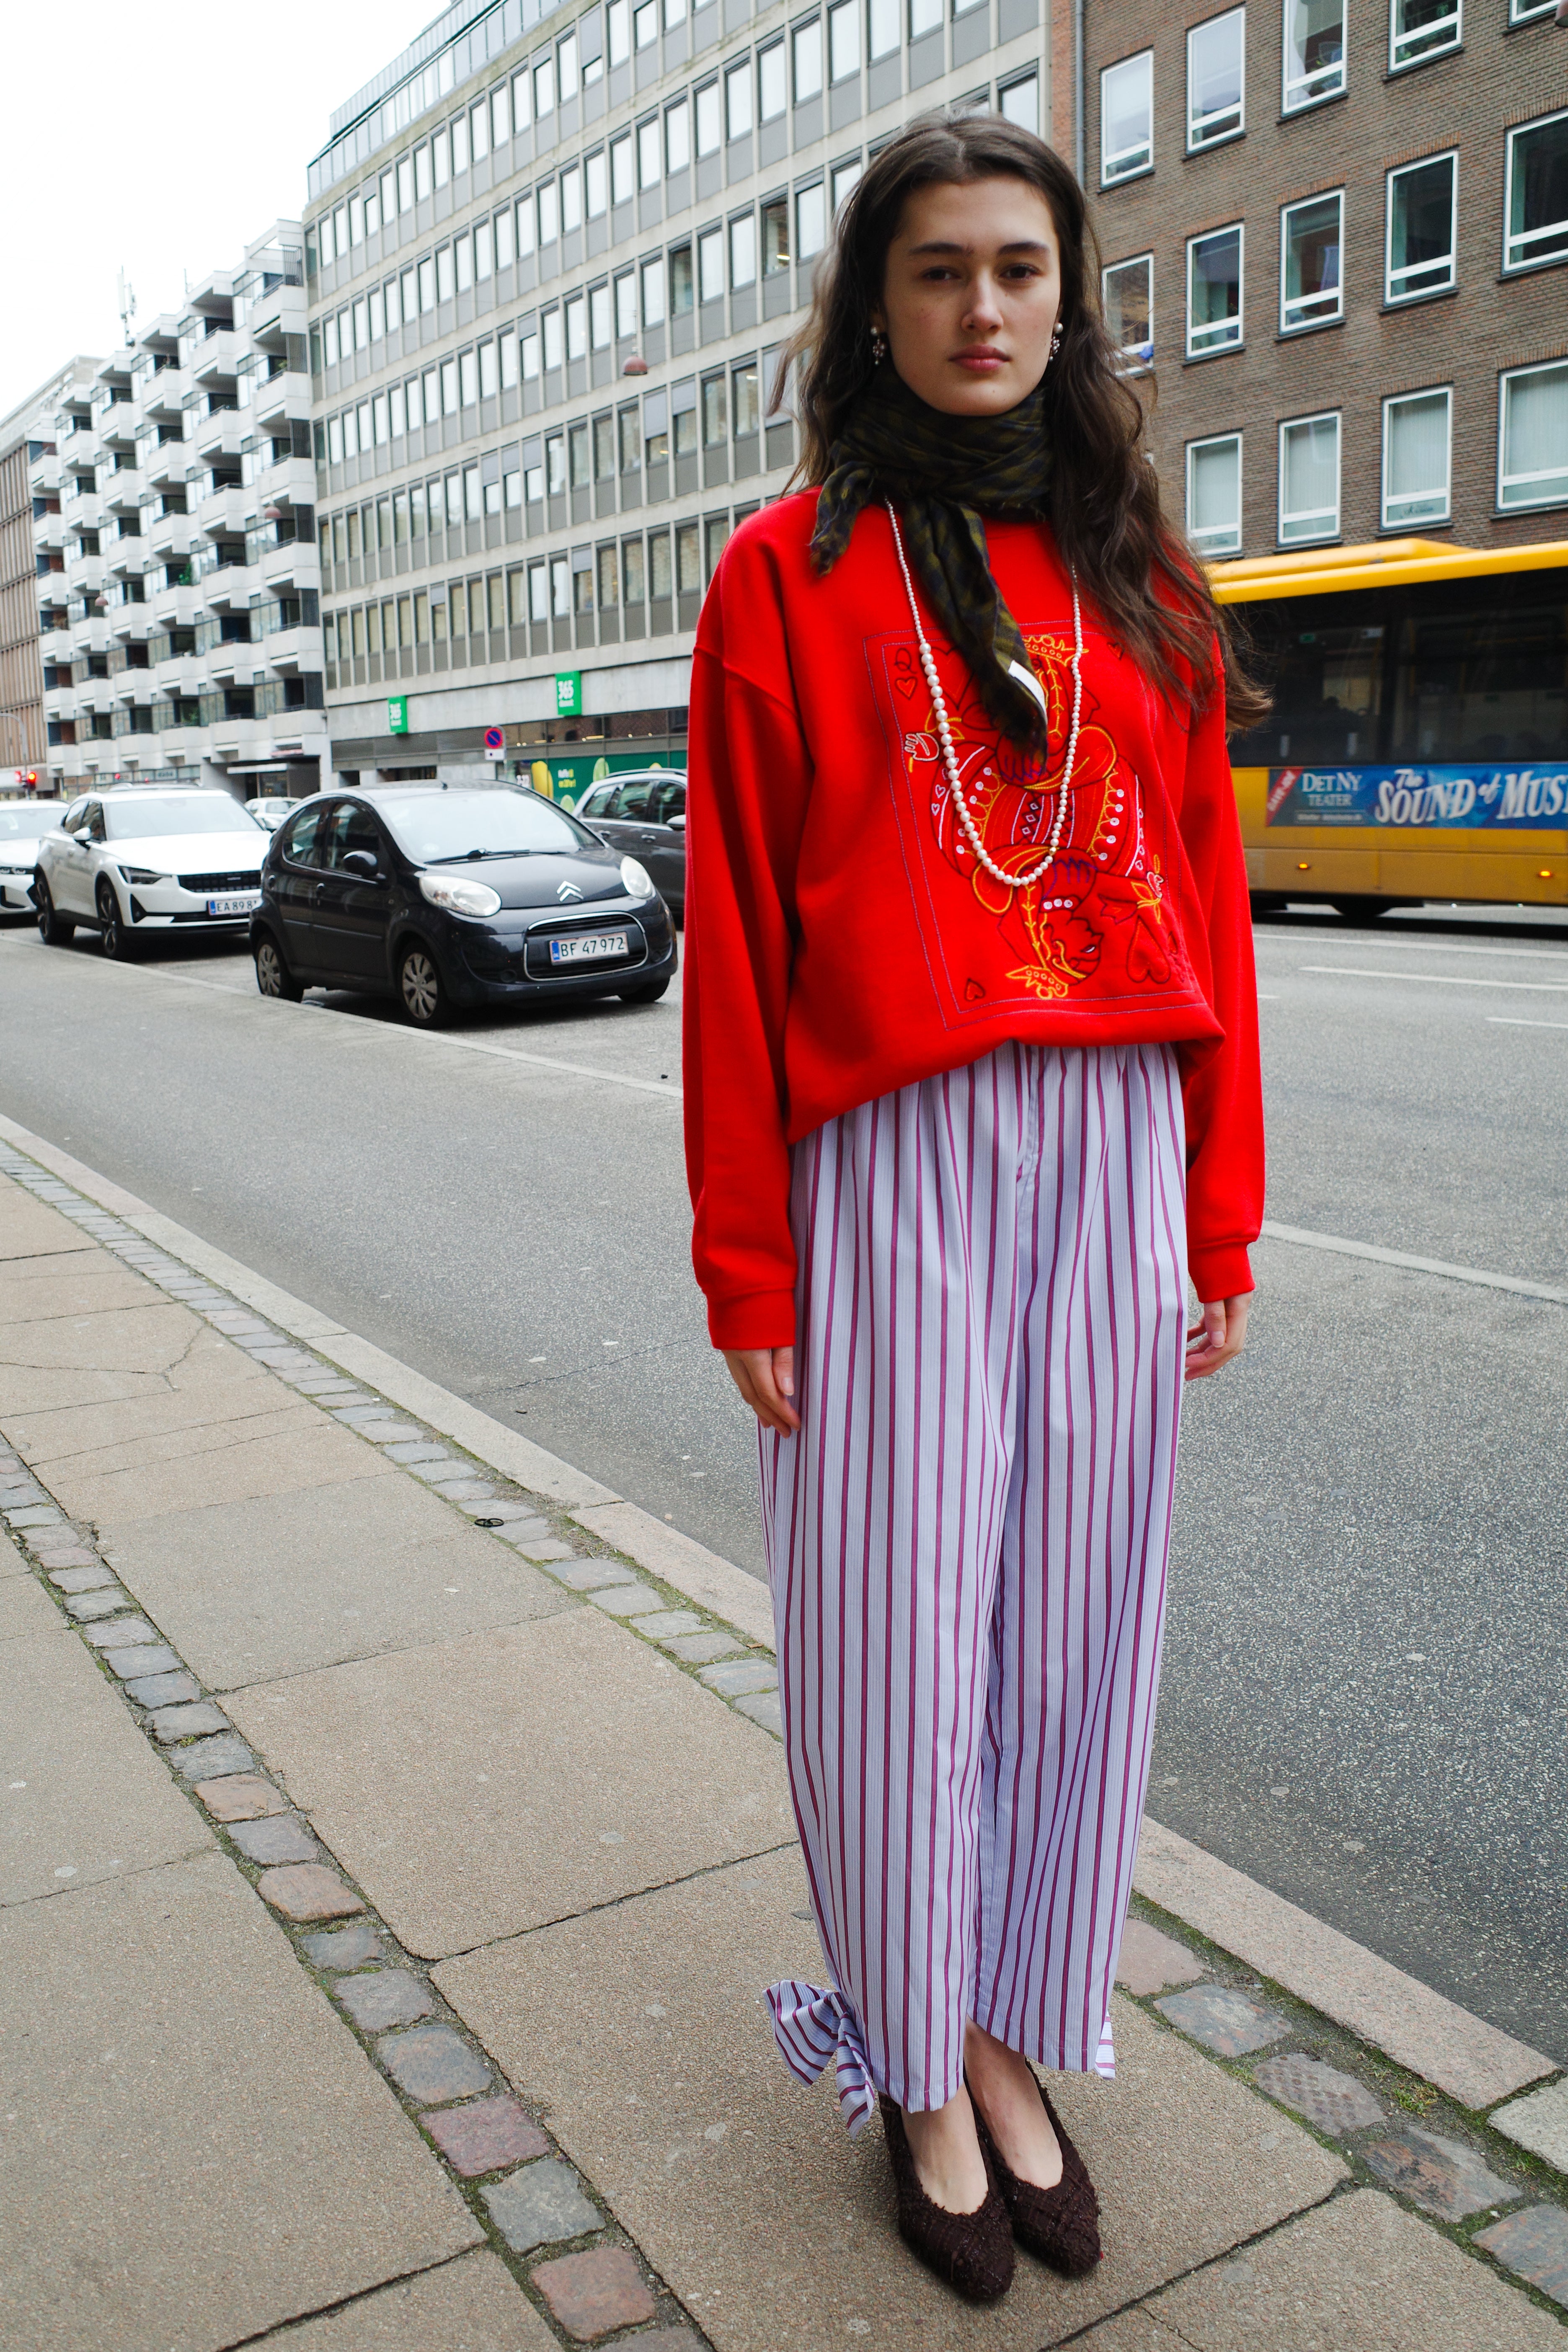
[1188,1242,1255,1304]
[707,1288,798,1350]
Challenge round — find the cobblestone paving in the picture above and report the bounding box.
[5,1133,1566,2342]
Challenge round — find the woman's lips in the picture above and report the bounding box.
[954,349,1006,372]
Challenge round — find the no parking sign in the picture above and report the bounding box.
[483,725,505,762]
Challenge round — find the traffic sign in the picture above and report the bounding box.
[387,695,408,735]
[483,724,505,762]
[555,671,582,718]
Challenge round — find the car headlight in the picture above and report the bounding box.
[120,865,169,885]
[619,856,656,902]
[419,871,502,917]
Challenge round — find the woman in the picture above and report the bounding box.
[682,114,1264,2303]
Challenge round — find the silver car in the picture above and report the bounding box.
[33,787,269,959]
[0,802,66,917]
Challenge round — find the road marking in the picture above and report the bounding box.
[1261,1220,1568,1305]
[1259,937,1568,965]
[1299,965,1568,993]
[1488,1016,1568,1033]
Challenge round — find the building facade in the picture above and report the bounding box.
[1086,0,1568,558]
[35,225,326,801]
[306,0,1050,797]
[2,363,98,785]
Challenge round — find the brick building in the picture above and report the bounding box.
[0,364,98,782]
[1083,0,1568,557]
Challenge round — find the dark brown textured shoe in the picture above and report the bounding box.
[878,2096,1016,2304]
[969,2073,1102,2277]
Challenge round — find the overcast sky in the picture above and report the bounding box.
[1,3,424,420]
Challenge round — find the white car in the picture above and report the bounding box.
[245,795,302,832]
[33,787,269,960]
[0,802,67,916]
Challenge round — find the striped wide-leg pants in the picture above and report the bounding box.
[759,1042,1187,2134]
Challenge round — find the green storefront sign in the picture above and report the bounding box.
[554,671,582,718]
[386,695,409,735]
[528,751,682,810]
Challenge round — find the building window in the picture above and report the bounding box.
[726,58,753,139]
[869,0,899,56]
[1000,73,1040,135]
[1498,360,1568,511]
[699,227,725,302]
[1187,225,1243,356]
[641,254,666,325]
[1382,387,1452,527]
[1509,0,1555,19]
[829,0,860,81]
[696,81,721,154]
[1389,0,1460,72]
[759,41,787,121]
[1187,435,1243,555]
[793,17,823,101]
[797,182,827,259]
[585,152,607,220]
[638,117,661,189]
[610,134,634,207]
[1278,411,1341,542]
[562,164,584,231]
[1282,0,1344,109]
[615,271,638,339]
[666,99,691,175]
[1102,254,1153,368]
[1101,52,1153,185]
[1187,10,1245,150]
[1386,154,1457,302]
[730,212,758,287]
[832,157,864,212]
[1280,191,1343,331]
[1504,112,1568,276]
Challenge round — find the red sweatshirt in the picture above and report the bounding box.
[682,491,1263,1349]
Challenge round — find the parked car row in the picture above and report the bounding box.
[11,769,685,1025]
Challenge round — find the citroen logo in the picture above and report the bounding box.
[557,881,584,902]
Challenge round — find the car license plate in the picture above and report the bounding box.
[549,930,628,966]
[207,891,261,917]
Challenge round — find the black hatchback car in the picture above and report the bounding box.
[249,787,677,1024]
[574,770,687,922]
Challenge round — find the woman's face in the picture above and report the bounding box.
[873,175,1063,417]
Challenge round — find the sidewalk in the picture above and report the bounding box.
[2,1128,1565,2352]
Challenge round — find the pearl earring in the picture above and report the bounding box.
[1046,324,1063,368]
[869,325,888,364]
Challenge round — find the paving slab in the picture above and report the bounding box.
[1075,2188,1564,2352]
[1476,2205,1568,2305]
[0,1173,97,1261]
[34,1389,397,1525]
[1253,2052,1384,2134]
[1360,2120,1514,2219]
[0,1526,27,1580]
[228,1608,796,1960]
[483,2158,602,2253]
[1116,1920,1205,1997]
[1492,2079,1568,2174]
[1156,1985,1290,2058]
[0,1568,59,1643]
[0,1850,482,2352]
[423,2094,551,2177]
[104,1470,574,1691]
[0,1297,206,1384]
[264,2248,560,2349]
[0,1255,161,1324]
[2,1624,210,1906]
[435,1847,1346,2351]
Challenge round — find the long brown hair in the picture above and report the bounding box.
[782,114,1268,733]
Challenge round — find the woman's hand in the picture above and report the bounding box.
[723,1346,801,1435]
[1184,1295,1250,1382]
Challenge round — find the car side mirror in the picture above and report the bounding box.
[340,849,381,880]
[668,813,686,831]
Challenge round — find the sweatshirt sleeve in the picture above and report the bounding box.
[682,527,814,1350]
[1175,675,1265,1302]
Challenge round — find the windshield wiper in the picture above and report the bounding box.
[428,847,537,862]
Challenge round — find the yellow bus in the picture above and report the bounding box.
[1210,538,1568,920]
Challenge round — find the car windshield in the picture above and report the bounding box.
[0,808,52,840]
[103,796,262,840]
[380,790,595,862]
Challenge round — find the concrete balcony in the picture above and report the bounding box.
[258,538,309,592]
[36,572,70,613]
[142,369,188,424]
[247,284,308,348]
[63,488,105,529]
[96,406,139,454]
[144,441,191,493]
[253,454,317,514]
[28,451,61,496]
[192,411,243,463]
[189,331,240,385]
[31,513,65,553]
[45,685,77,722]
[253,370,310,429]
[206,716,272,763]
[107,605,153,647]
[110,667,154,705]
[66,556,107,598]
[266,708,328,757]
[201,562,255,612]
[147,583,204,633]
[104,466,145,514]
[148,514,196,563]
[107,534,147,576]
[196,485,248,538]
[258,627,312,674]
[155,653,205,695]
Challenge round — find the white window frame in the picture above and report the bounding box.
[1100,51,1153,186]
[1503,110,1568,276]
[1279,188,1344,333]
[1186,433,1244,555]
[1497,359,1568,511]
[1186,223,1245,358]
[1509,0,1554,19]
[1187,8,1246,152]
[828,0,860,79]
[1388,0,1461,74]
[1101,252,1154,369]
[999,72,1040,135]
[1281,0,1345,112]
[1385,151,1458,303]
[1278,410,1342,544]
[1381,386,1452,528]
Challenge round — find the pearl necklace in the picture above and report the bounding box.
[885,500,1083,894]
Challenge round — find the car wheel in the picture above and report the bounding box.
[96,879,136,959]
[253,932,304,1003]
[398,942,445,1025]
[34,874,75,945]
[618,976,670,1005]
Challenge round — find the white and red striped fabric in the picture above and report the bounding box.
[759,1041,1187,2132]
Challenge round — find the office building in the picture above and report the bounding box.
[306,0,1049,795]
[1086,0,1568,556]
[36,224,326,800]
[2,363,98,784]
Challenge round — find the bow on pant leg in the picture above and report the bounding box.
[759,1043,1186,2124]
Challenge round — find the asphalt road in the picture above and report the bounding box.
[1,900,1564,2059]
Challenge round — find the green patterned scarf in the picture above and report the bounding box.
[810,364,1053,754]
